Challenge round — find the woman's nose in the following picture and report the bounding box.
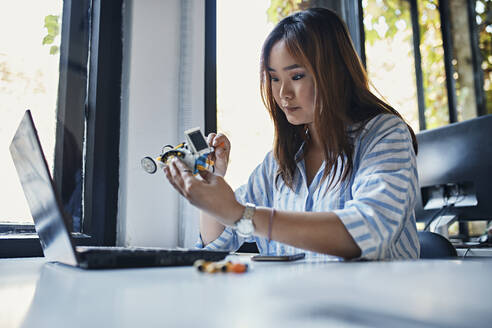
[279,81,294,100]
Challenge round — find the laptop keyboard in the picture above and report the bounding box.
[75,246,229,269]
[76,246,195,253]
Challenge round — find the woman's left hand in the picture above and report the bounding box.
[163,158,244,226]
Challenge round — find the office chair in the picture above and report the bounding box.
[418,231,457,259]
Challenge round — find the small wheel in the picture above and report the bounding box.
[141,156,157,174]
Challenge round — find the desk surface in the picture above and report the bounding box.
[1,256,491,328]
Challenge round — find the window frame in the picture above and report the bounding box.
[204,0,217,136]
[0,0,123,258]
[409,0,429,130]
[467,0,487,117]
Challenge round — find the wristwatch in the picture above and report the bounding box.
[234,203,256,238]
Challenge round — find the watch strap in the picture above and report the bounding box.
[235,203,256,237]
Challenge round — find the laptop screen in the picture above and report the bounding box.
[9,110,78,265]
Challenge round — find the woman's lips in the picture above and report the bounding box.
[284,106,300,111]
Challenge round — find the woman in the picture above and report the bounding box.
[164,8,419,260]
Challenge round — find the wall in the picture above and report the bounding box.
[118,0,205,247]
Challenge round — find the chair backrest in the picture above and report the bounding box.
[418,231,457,259]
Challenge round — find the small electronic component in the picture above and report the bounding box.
[141,127,214,175]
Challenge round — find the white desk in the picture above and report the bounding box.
[1,256,491,328]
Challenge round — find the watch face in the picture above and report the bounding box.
[237,219,254,236]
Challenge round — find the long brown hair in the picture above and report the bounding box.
[260,7,418,190]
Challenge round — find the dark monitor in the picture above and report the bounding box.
[415,114,492,222]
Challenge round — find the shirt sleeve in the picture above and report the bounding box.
[332,115,419,260]
[195,151,275,251]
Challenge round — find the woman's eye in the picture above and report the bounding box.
[270,76,279,82]
[292,73,304,81]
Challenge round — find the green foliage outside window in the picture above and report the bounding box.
[363,0,420,131]
[267,0,309,23]
[418,0,450,129]
[364,0,411,45]
[42,15,60,55]
[365,0,450,130]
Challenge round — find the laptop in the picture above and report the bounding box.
[9,110,228,269]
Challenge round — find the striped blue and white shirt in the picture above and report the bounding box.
[196,114,420,260]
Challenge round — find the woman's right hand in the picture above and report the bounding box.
[207,133,230,177]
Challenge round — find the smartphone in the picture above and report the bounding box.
[251,253,305,262]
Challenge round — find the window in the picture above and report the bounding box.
[419,0,450,128]
[362,0,420,131]
[0,0,123,258]
[215,0,304,189]
[0,2,62,227]
[216,0,273,189]
[361,0,490,131]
